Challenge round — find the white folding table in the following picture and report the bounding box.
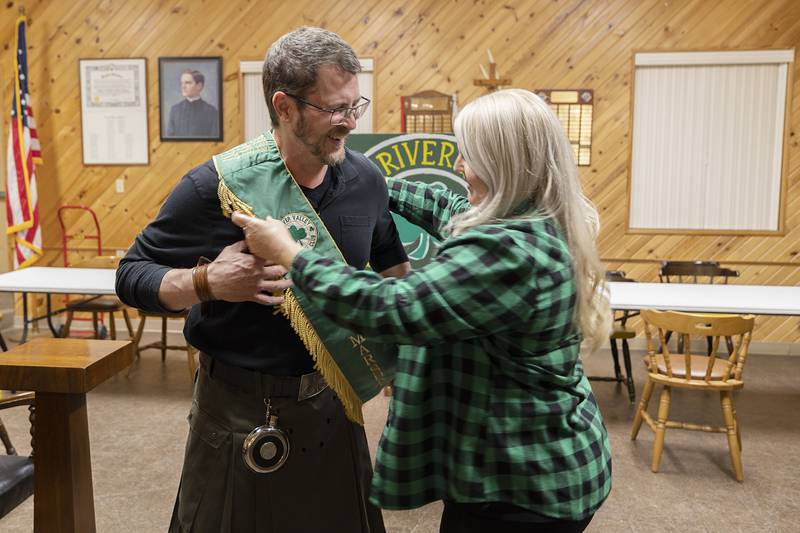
[0,267,117,342]
[608,282,800,316]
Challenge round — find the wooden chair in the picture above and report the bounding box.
[61,255,135,343]
[631,309,754,481]
[133,310,198,380]
[658,260,739,284]
[659,260,740,354]
[588,271,637,402]
[0,390,35,519]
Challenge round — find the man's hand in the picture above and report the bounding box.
[157,240,292,310]
[207,241,292,305]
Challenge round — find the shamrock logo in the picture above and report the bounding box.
[281,213,318,249]
[289,225,307,242]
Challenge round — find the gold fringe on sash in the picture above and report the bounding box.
[218,179,255,217]
[216,176,365,424]
[280,290,365,425]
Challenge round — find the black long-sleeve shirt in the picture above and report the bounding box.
[116,150,408,375]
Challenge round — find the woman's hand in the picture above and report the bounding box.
[230,212,303,268]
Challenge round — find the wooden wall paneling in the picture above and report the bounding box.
[221,2,310,70]
[779,60,797,235]
[367,0,461,123]
[421,0,522,94]
[530,2,636,84]
[404,8,515,103]
[380,5,478,103]
[724,2,793,48]
[327,0,379,43]
[446,0,546,104]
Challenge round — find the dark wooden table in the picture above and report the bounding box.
[0,338,133,533]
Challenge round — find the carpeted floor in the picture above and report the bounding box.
[0,330,798,532]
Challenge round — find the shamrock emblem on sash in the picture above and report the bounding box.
[281,213,319,249]
[289,226,307,242]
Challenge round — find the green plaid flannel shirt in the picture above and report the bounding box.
[290,179,612,519]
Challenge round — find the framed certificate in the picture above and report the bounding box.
[79,58,149,165]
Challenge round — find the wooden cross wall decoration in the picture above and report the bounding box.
[474,49,512,93]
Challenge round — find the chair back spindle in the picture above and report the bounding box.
[641,310,753,385]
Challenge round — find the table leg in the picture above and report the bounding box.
[33,392,96,533]
[46,293,60,337]
[21,292,29,343]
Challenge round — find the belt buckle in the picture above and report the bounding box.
[298,371,327,402]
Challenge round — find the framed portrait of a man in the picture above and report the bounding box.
[158,56,223,141]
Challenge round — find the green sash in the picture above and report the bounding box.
[212,132,395,424]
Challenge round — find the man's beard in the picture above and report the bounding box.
[293,114,348,166]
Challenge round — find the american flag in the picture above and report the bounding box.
[6,16,42,268]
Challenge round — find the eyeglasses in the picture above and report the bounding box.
[284,93,371,125]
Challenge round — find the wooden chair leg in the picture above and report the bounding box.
[91,312,100,339]
[160,316,168,362]
[725,336,734,355]
[62,311,74,338]
[124,311,138,357]
[122,310,135,338]
[134,315,147,360]
[186,344,198,381]
[732,399,742,452]
[609,338,623,381]
[721,391,744,481]
[621,339,635,403]
[0,416,17,455]
[631,379,654,440]
[651,386,672,473]
[108,311,117,340]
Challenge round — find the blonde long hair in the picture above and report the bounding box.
[450,89,611,350]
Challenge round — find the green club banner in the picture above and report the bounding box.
[347,133,466,266]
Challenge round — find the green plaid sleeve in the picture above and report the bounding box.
[388,178,471,240]
[291,221,574,346]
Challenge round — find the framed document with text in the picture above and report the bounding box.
[79,58,149,165]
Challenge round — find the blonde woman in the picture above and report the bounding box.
[233,89,612,533]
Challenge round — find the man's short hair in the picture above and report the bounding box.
[182,69,205,86]
[262,27,361,126]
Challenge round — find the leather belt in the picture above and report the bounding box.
[200,352,328,401]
